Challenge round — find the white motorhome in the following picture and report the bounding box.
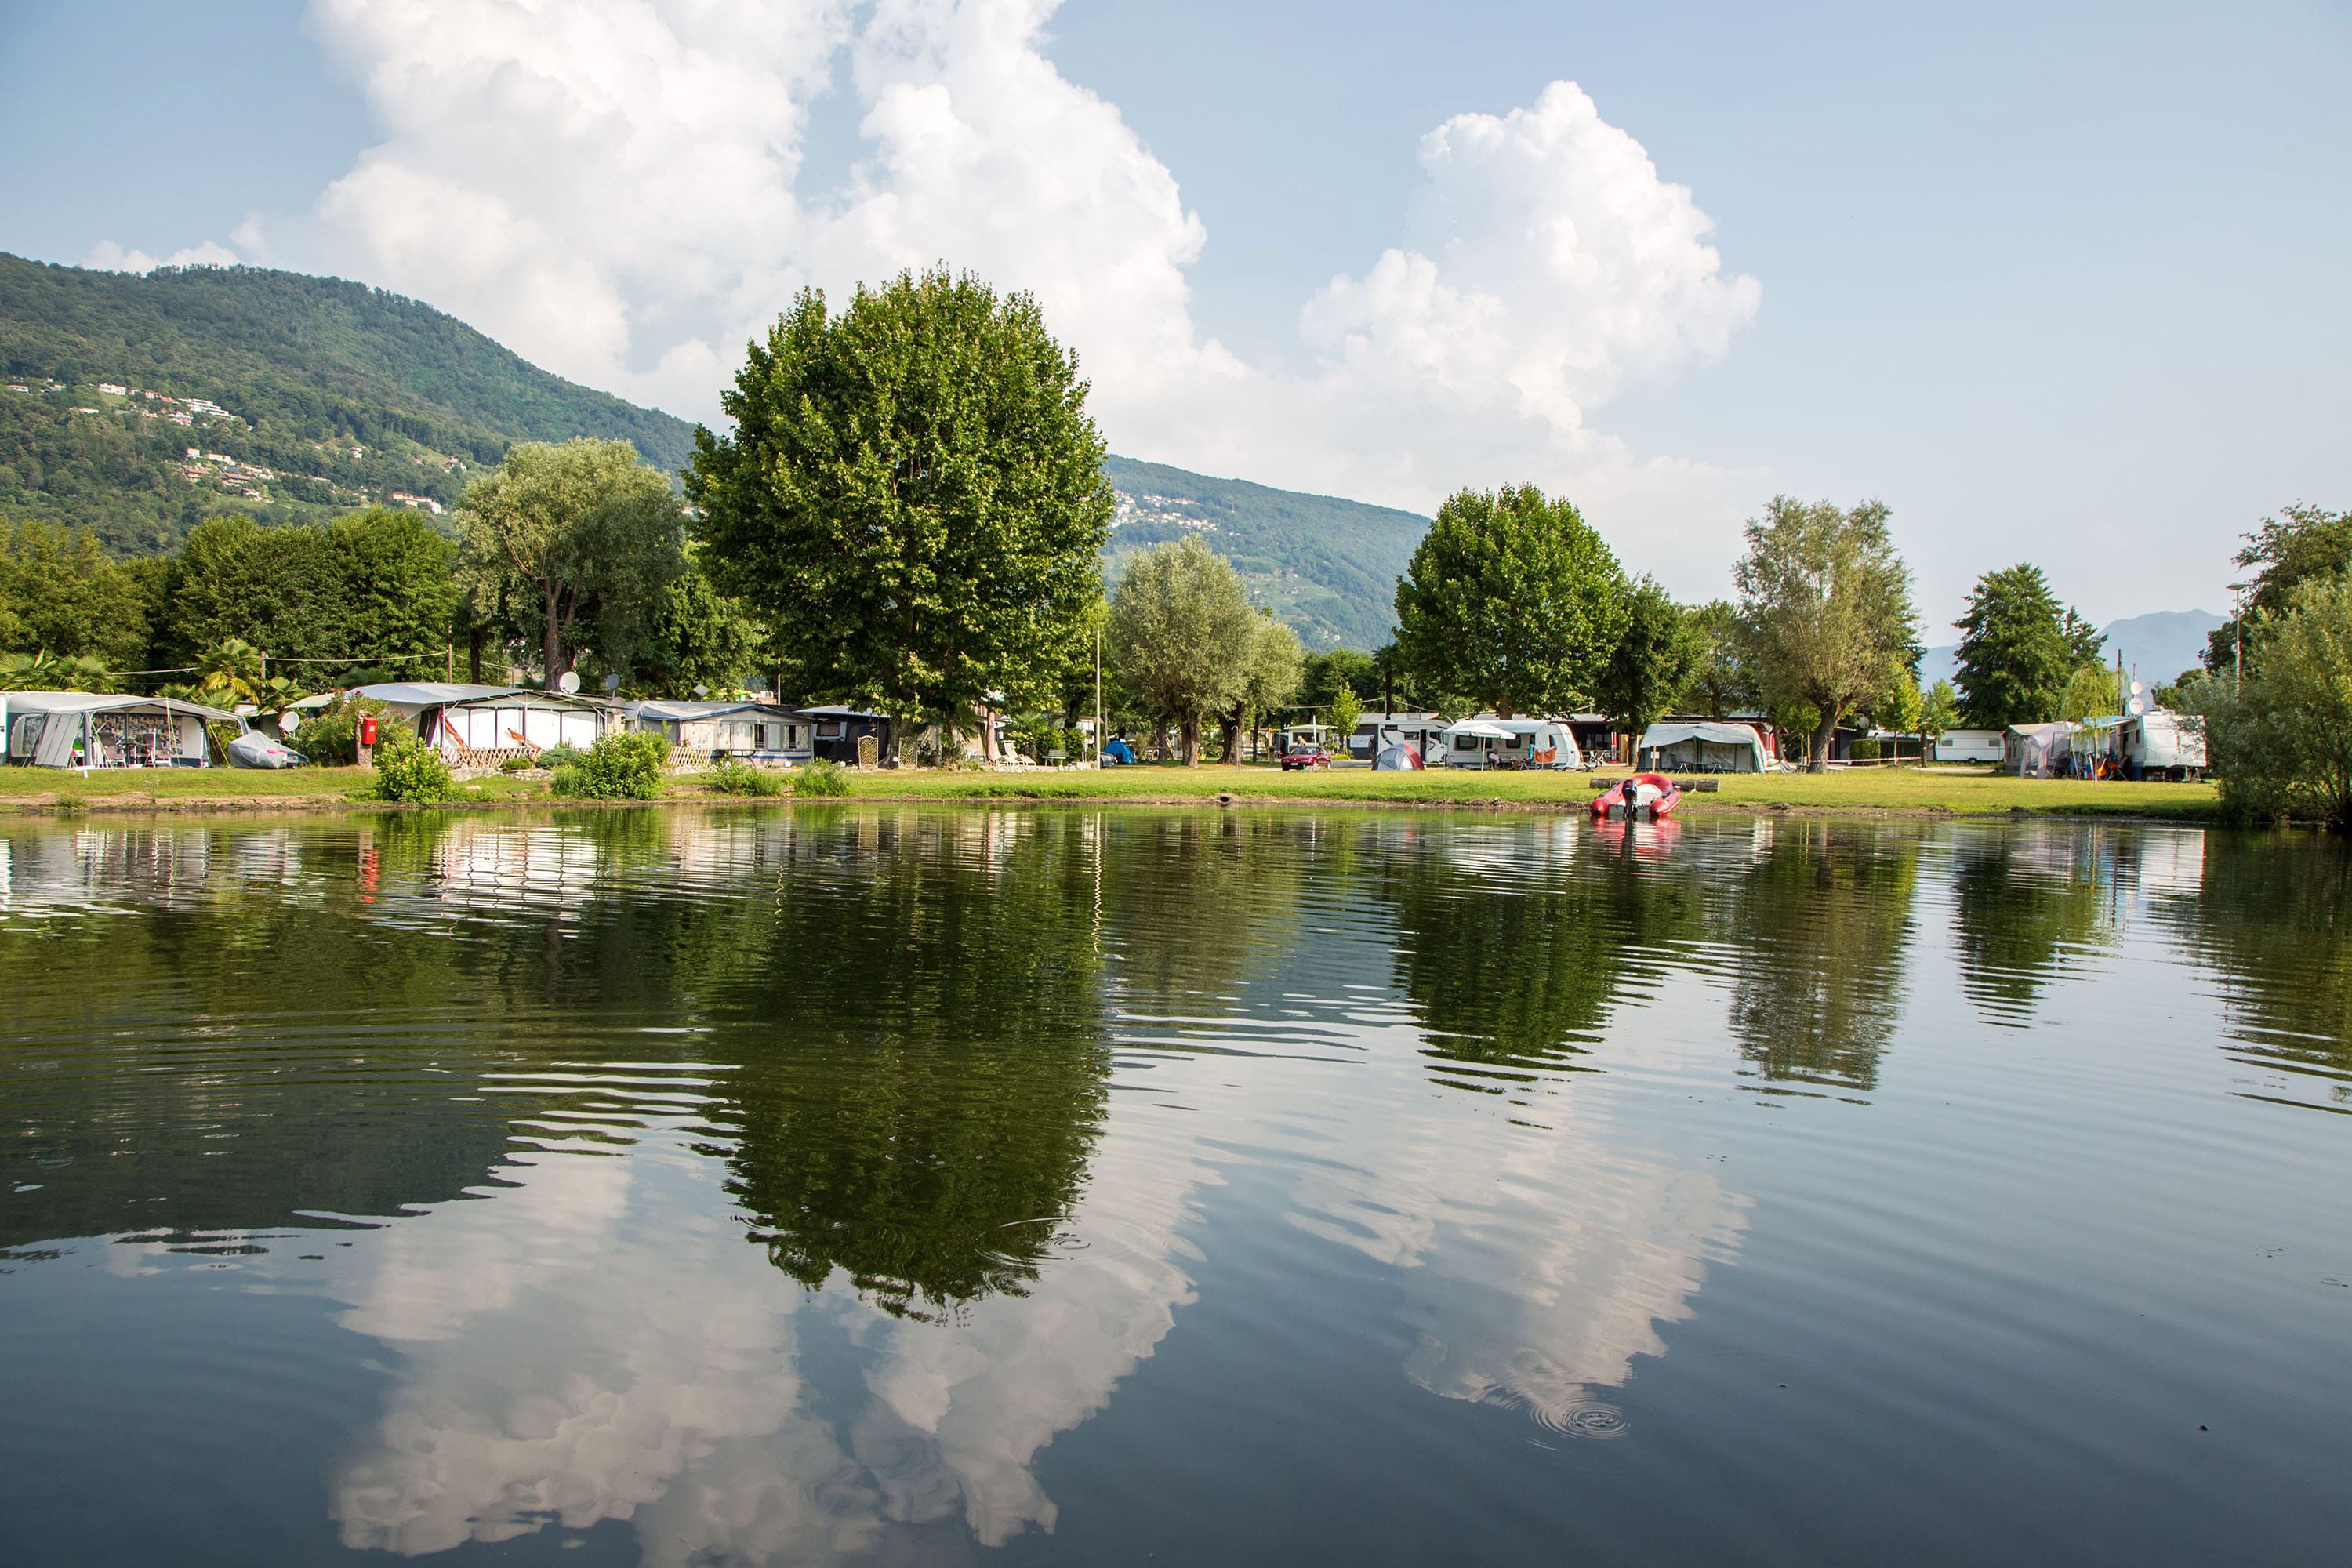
[2117,710,2206,781]
[1439,717,1583,770]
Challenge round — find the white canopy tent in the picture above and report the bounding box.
[1636,720,1770,774]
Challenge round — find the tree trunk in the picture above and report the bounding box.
[1809,709,1841,774]
[1496,701,1515,720]
[467,625,485,684]
[542,580,565,687]
[1179,713,1201,766]
[1217,711,1243,767]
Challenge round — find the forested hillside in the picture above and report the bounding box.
[1103,456,1426,650]
[0,254,696,552]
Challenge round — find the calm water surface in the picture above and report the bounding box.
[1,807,2347,1565]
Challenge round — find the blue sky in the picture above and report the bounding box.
[5,0,2347,630]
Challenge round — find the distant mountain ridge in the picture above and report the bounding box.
[1918,608,2223,695]
[1103,456,1426,650]
[0,252,697,551]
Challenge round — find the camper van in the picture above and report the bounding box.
[1440,717,1584,770]
[2117,710,2206,781]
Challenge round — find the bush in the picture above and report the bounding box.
[708,759,786,797]
[2192,572,2352,826]
[1850,736,1882,761]
[795,757,849,797]
[537,743,585,769]
[361,731,456,804]
[550,731,671,800]
[297,696,410,767]
[499,753,538,774]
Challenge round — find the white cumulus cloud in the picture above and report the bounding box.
[85,238,241,274]
[234,0,1763,576]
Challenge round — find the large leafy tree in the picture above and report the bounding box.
[2194,571,2352,827]
[1731,496,1917,772]
[1952,564,2100,728]
[1673,599,1751,719]
[458,438,681,686]
[1393,484,1626,719]
[0,519,150,670]
[1594,578,1701,746]
[686,269,1112,736]
[1108,535,1259,764]
[1217,612,1305,765]
[2204,502,2352,675]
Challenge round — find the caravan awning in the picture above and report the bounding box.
[1637,721,1769,772]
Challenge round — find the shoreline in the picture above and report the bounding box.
[0,773,2224,824]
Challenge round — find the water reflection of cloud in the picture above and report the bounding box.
[1285,1021,1748,1429]
[326,1096,1211,1559]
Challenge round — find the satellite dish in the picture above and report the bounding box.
[691,684,710,699]
[278,710,301,735]
[601,672,622,693]
[2129,681,2144,696]
[557,670,581,695]
[2129,697,2148,715]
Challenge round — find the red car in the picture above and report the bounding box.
[1279,745,1332,771]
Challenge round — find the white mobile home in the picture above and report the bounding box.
[629,700,811,763]
[1933,728,2006,764]
[346,683,620,757]
[2,691,236,768]
[2116,710,2206,781]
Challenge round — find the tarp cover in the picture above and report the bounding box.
[1636,721,1769,773]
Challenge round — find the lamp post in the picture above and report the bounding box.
[2227,580,2252,690]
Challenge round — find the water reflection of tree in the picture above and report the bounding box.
[2157,832,2352,1094]
[1720,823,1918,1094]
[1949,830,2114,1025]
[707,810,1112,1319]
[1381,823,1699,1088]
[1098,811,1309,1025]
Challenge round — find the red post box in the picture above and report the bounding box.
[359,715,379,748]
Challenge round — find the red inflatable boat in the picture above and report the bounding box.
[1591,771,1682,821]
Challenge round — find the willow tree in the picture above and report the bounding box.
[1732,496,1917,771]
[1108,535,1258,764]
[456,439,682,684]
[1393,484,1625,719]
[687,269,1112,738]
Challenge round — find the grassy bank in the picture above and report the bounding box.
[0,760,2220,819]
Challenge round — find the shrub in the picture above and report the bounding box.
[708,759,786,797]
[499,753,538,774]
[550,731,672,800]
[795,757,849,797]
[2193,572,2352,826]
[362,731,456,804]
[1850,736,1882,761]
[537,743,585,770]
[297,695,410,767]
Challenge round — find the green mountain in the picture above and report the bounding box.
[1104,456,1425,650]
[0,255,1427,648]
[0,253,697,552]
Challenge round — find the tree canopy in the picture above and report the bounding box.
[1594,578,1701,744]
[1393,484,1625,719]
[2194,570,2352,827]
[1673,599,1751,720]
[1954,563,2101,728]
[1218,611,1305,764]
[457,437,681,685]
[0,518,150,669]
[1108,535,1260,764]
[2205,502,2352,675]
[687,269,1112,732]
[1731,496,1917,771]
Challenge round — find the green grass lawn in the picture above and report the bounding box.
[0,760,2219,819]
[835,762,2220,818]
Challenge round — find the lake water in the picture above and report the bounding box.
[2,807,2347,1566]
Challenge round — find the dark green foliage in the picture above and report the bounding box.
[628,560,765,699]
[1675,600,1751,717]
[688,269,1112,730]
[1102,456,1428,651]
[1394,484,1627,718]
[1954,564,2099,729]
[292,695,410,767]
[0,520,150,667]
[550,731,670,800]
[2205,503,2352,673]
[707,759,786,797]
[1594,578,1701,740]
[0,253,694,551]
[794,758,849,797]
[362,730,456,803]
[1298,648,1381,710]
[151,506,458,676]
